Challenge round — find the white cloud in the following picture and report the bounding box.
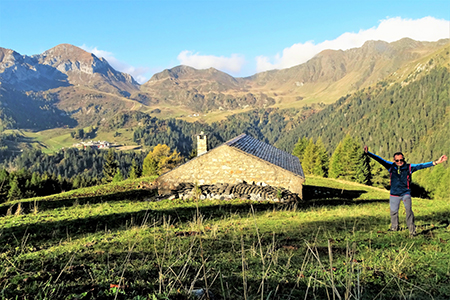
[256,16,450,73]
[177,51,246,74]
[79,44,149,84]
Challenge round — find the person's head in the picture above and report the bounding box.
[393,152,405,166]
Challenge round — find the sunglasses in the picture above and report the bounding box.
[395,159,405,162]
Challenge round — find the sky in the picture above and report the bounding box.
[0,0,449,84]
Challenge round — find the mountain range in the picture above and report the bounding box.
[0,38,449,130]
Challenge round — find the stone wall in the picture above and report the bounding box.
[157,145,305,198]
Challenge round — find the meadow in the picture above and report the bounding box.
[0,176,449,299]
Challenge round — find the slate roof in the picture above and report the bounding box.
[225,134,304,178]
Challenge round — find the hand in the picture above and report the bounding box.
[364,145,368,153]
[436,155,448,164]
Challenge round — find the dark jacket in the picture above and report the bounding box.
[366,152,433,196]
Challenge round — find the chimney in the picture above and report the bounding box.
[197,131,207,156]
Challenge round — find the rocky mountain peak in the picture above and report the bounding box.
[36,44,112,76]
[0,44,139,93]
[40,44,94,62]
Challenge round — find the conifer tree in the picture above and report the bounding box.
[0,169,10,202]
[329,142,344,179]
[301,138,317,175]
[142,154,159,177]
[340,135,360,181]
[8,176,22,200]
[292,136,309,161]
[313,137,329,177]
[369,153,390,188]
[102,149,118,183]
[113,168,124,182]
[129,159,142,179]
[356,151,372,185]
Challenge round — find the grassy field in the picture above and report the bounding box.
[7,128,144,154]
[1,176,449,299]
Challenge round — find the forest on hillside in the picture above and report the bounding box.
[0,66,448,201]
[275,66,450,161]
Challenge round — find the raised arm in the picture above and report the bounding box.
[434,155,448,165]
[411,154,448,172]
[364,145,393,170]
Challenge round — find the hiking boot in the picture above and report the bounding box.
[409,230,418,237]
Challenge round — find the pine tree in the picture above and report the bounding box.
[142,153,159,177]
[313,137,329,177]
[8,176,22,200]
[128,159,142,179]
[355,152,372,185]
[341,135,360,181]
[292,136,309,161]
[301,138,317,175]
[113,168,124,182]
[102,149,118,183]
[369,153,390,188]
[0,169,10,202]
[329,142,344,179]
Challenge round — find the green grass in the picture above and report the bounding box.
[1,176,449,299]
[7,127,144,154]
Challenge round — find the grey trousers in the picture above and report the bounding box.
[389,194,415,233]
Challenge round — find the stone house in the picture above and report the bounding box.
[156,133,305,198]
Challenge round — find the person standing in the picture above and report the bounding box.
[364,146,447,236]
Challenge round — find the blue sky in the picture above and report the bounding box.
[0,0,449,83]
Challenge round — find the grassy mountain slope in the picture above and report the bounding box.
[1,39,449,158]
[1,176,449,299]
[274,44,450,163]
[245,38,450,106]
[139,65,275,113]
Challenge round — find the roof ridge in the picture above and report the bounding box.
[224,133,247,146]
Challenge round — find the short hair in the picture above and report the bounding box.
[393,152,404,158]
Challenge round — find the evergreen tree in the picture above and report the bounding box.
[301,138,317,175]
[369,153,390,188]
[292,136,309,161]
[142,154,158,177]
[356,152,372,185]
[0,169,10,202]
[102,149,118,183]
[329,142,344,179]
[8,176,22,200]
[128,159,142,179]
[340,135,361,181]
[113,168,124,182]
[312,137,329,177]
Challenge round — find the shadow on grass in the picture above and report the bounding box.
[9,242,447,300]
[0,188,157,216]
[1,181,447,253]
[303,185,368,201]
[2,202,450,299]
[0,184,372,217]
[0,195,417,253]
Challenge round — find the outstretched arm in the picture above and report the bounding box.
[433,155,448,166]
[410,155,447,172]
[363,145,392,170]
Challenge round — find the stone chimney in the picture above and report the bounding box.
[197,131,207,156]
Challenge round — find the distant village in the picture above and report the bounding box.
[72,140,112,150]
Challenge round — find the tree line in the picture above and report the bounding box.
[1,66,447,201]
[293,134,447,199]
